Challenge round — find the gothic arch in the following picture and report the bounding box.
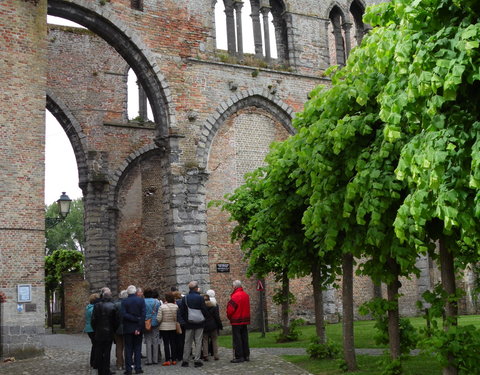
[197,89,295,170]
[48,0,174,137]
[46,90,89,193]
[109,143,160,208]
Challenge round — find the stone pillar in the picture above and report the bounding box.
[224,1,237,55]
[138,84,148,121]
[234,1,244,59]
[0,0,48,359]
[260,6,271,62]
[323,19,331,66]
[342,22,353,58]
[83,151,113,293]
[250,1,263,58]
[167,162,210,291]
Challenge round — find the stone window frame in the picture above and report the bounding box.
[213,0,290,65]
[325,0,368,67]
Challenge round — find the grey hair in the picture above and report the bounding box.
[119,290,128,299]
[233,280,242,288]
[127,285,137,295]
[188,280,199,290]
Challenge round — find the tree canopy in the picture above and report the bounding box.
[45,198,85,255]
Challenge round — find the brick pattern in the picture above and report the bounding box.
[0,0,47,358]
[63,273,89,333]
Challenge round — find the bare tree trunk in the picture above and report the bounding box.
[439,238,458,375]
[312,258,326,343]
[342,253,357,371]
[281,270,290,337]
[386,257,401,360]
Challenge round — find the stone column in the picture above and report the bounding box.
[342,22,353,58]
[250,1,264,58]
[260,5,271,62]
[169,167,211,290]
[83,151,113,293]
[234,1,244,59]
[138,84,148,121]
[0,0,47,359]
[224,1,237,55]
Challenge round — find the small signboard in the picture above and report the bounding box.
[216,263,230,273]
[17,284,32,303]
[256,280,264,291]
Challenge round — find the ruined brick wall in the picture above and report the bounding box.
[63,273,89,333]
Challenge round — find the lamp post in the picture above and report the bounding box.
[45,192,72,228]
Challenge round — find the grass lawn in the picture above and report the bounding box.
[218,315,480,349]
[282,353,442,375]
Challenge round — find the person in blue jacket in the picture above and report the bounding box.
[121,285,146,375]
[84,293,100,369]
[179,280,208,368]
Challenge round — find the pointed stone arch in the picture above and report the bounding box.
[48,0,174,137]
[46,90,89,193]
[197,89,295,170]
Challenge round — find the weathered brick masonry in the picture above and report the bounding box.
[2,0,477,358]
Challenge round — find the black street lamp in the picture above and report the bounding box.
[45,192,72,228]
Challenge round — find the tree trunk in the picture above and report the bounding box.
[386,257,401,360]
[342,253,357,371]
[439,238,458,375]
[312,258,326,343]
[281,270,290,337]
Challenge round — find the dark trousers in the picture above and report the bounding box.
[124,332,143,372]
[95,339,113,375]
[176,325,185,361]
[88,332,96,368]
[161,330,178,361]
[232,325,250,360]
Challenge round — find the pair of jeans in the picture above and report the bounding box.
[124,332,143,373]
[144,329,159,364]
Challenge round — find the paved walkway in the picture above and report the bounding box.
[0,333,314,375]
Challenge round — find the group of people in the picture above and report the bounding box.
[84,280,251,375]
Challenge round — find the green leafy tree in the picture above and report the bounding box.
[273,0,480,373]
[46,198,85,255]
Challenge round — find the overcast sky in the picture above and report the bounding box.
[45,5,275,204]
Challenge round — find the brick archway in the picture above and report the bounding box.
[48,0,174,136]
[196,88,295,169]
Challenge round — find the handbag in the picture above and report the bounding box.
[145,318,152,331]
[185,296,205,324]
[176,321,182,334]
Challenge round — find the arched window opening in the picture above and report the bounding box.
[350,0,366,47]
[214,0,282,62]
[328,6,347,67]
[128,68,153,122]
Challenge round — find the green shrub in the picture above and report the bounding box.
[306,337,340,359]
[275,318,305,343]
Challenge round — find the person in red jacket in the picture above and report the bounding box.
[226,280,250,363]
